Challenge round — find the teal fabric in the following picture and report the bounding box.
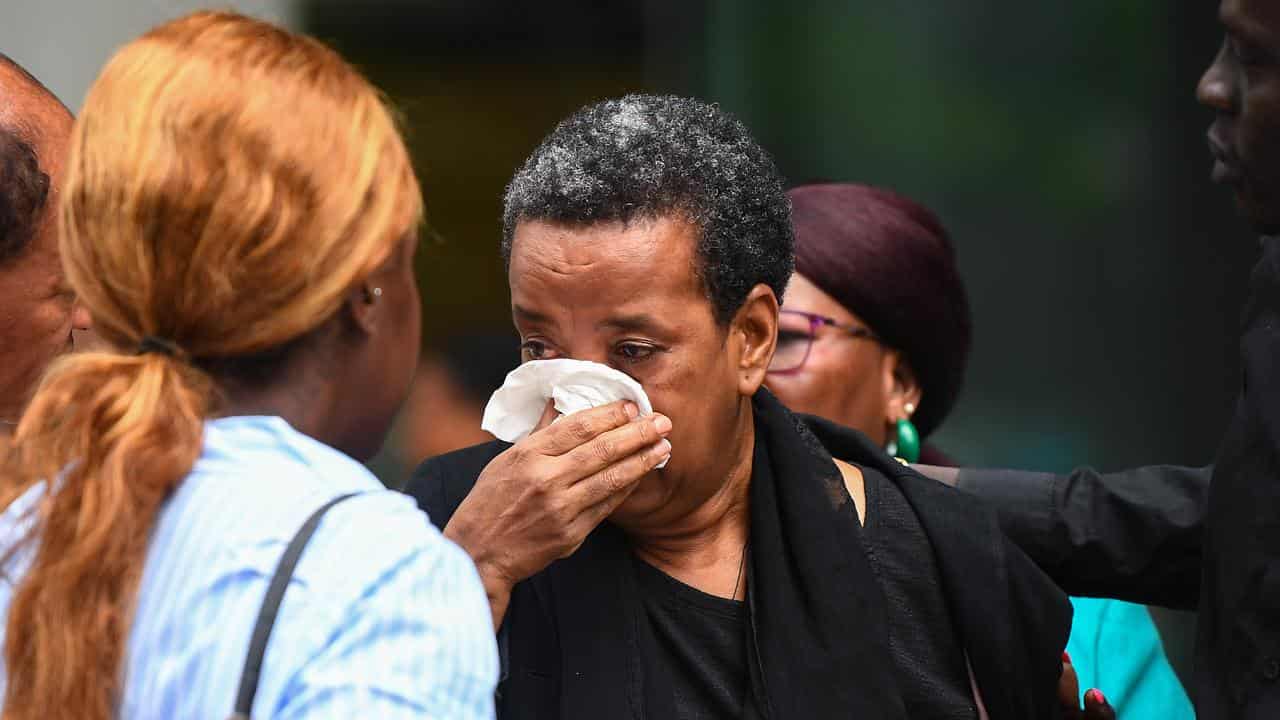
[1066,597,1193,719]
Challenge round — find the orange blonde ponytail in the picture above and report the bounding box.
[2,353,209,718]
[0,11,421,719]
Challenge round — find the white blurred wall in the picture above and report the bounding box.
[0,0,299,110]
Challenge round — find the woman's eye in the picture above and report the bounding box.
[616,343,656,362]
[521,340,550,360]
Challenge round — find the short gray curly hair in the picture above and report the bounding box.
[502,94,793,323]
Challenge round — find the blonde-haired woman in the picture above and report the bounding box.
[0,12,495,720]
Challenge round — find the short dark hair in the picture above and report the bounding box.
[0,125,50,266]
[502,94,793,323]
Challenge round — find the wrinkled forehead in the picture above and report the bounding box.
[507,216,709,319]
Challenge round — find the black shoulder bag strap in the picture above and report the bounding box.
[227,492,360,720]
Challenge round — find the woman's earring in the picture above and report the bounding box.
[885,402,921,463]
[364,286,383,303]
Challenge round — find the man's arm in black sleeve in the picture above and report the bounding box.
[952,464,1209,609]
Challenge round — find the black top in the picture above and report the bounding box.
[406,390,1071,720]
[956,236,1280,719]
[633,558,753,720]
[861,466,977,720]
[631,467,978,720]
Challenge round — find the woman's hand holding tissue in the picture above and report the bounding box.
[443,398,673,629]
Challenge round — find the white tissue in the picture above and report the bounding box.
[481,359,667,467]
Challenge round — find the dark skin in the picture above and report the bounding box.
[765,272,922,446]
[445,215,788,625]
[1198,0,1280,234]
[446,217,740,621]
[510,217,838,591]
[1061,654,1113,720]
[0,66,91,431]
[510,217,765,538]
[443,216,864,627]
[443,394,674,627]
[217,232,422,462]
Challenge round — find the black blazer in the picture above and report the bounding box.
[407,395,1071,719]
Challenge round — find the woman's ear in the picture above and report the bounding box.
[731,283,780,396]
[882,350,923,423]
[345,283,383,336]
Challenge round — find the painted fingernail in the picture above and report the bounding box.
[656,439,672,455]
[1085,689,1105,705]
[1062,651,1071,664]
[653,415,672,434]
[624,402,639,419]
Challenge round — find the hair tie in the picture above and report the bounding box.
[136,335,183,358]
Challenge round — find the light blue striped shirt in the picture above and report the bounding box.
[0,416,498,719]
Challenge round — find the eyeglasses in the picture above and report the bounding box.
[767,309,882,375]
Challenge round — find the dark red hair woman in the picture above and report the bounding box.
[766,182,971,464]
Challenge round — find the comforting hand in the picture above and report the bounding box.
[1059,652,1116,720]
[443,399,672,628]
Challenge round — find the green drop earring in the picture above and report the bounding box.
[885,402,921,463]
